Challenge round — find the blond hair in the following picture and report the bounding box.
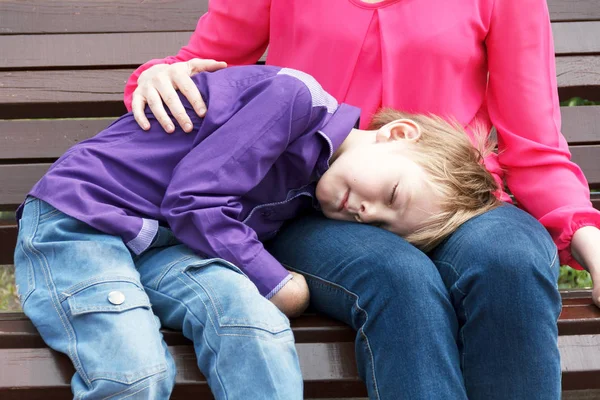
[369,108,501,252]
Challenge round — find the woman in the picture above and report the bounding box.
[125,0,600,398]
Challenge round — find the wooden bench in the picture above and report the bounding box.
[1,0,600,398]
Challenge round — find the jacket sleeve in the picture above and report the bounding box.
[485,0,600,269]
[161,76,313,298]
[124,0,271,110]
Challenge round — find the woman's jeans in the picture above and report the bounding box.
[267,203,562,400]
[14,197,302,400]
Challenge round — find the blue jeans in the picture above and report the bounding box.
[14,197,302,399]
[267,203,562,399]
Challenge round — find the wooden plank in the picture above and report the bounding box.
[0,32,192,69]
[1,107,598,161]
[2,21,599,69]
[0,343,365,399]
[0,119,112,160]
[0,0,598,35]
[570,145,600,188]
[561,106,600,144]
[1,55,598,119]
[548,0,600,22]
[0,69,130,119]
[556,56,600,91]
[552,22,600,55]
[0,313,356,349]
[0,290,597,350]
[0,0,208,34]
[560,335,600,390]
[0,335,597,395]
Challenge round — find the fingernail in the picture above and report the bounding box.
[166,124,174,132]
[184,123,193,132]
[143,123,150,130]
[199,107,206,116]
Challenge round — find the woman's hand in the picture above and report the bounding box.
[269,271,310,318]
[571,226,600,308]
[132,58,227,133]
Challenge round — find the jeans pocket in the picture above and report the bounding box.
[65,279,167,385]
[183,259,291,335]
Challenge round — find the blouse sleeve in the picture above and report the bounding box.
[124,0,271,110]
[485,0,600,269]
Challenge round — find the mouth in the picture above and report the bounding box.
[337,189,350,212]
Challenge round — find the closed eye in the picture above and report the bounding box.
[389,182,399,206]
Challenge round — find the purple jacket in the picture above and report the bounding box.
[23,65,360,298]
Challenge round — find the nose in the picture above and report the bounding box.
[357,201,376,223]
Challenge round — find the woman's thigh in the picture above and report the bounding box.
[14,198,173,398]
[429,203,561,399]
[267,212,468,400]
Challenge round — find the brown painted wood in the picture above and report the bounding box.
[0,106,597,161]
[0,119,112,160]
[552,22,600,55]
[547,0,600,22]
[2,21,598,70]
[561,106,600,144]
[570,145,600,188]
[0,335,596,396]
[0,0,208,34]
[0,313,356,349]
[2,55,598,120]
[0,343,365,399]
[556,56,600,101]
[1,144,599,209]
[560,335,600,390]
[0,0,598,36]
[0,32,193,69]
[0,289,597,350]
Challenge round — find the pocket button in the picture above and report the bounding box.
[108,291,125,305]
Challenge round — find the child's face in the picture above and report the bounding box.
[316,121,443,237]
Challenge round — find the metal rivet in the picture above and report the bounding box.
[108,291,125,305]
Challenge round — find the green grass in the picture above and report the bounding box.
[0,265,20,312]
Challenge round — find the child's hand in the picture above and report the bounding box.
[269,271,310,318]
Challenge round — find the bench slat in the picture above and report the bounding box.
[0,343,364,399]
[0,336,597,396]
[0,0,208,35]
[2,21,598,70]
[1,107,598,160]
[3,145,599,210]
[2,56,597,119]
[0,0,597,36]
[0,32,193,69]
[0,291,597,349]
[552,21,600,54]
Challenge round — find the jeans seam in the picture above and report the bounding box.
[153,255,195,290]
[283,266,381,400]
[102,368,169,400]
[176,273,291,338]
[143,285,229,398]
[435,260,469,390]
[37,208,63,223]
[25,199,93,388]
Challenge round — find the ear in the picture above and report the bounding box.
[376,119,421,143]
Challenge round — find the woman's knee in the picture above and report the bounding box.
[433,204,559,282]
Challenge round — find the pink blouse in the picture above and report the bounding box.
[124,0,600,269]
